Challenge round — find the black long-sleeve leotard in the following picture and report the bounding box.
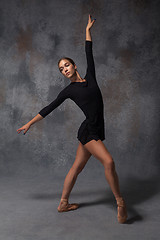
[38,40,105,145]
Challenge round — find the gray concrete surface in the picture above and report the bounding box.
[0,170,160,240]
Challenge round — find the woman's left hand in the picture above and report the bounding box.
[86,14,96,30]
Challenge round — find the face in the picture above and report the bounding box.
[58,59,76,78]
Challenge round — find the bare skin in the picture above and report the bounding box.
[58,140,127,220]
[57,142,91,211]
[83,140,127,220]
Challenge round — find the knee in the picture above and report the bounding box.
[104,158,115,172]
[76,167,83,175]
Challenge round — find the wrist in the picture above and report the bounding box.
[27,122,32,126]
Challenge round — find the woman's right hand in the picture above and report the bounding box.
[17,123,31,135]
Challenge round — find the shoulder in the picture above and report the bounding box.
[59,83,73,99]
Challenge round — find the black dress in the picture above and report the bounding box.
[38,40,105,145]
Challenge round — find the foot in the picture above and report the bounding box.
[116,197,128,223]
[57,198,79,212]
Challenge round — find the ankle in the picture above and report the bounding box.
[115,196,123,201]
[116,196,126,206]
[60,198,68,202]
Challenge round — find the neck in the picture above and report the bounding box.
[70,71,84,83]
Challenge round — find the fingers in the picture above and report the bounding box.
[17,128,26,134]
[17,129,22,133]
[17,130,23,134]
[89,14,96,23]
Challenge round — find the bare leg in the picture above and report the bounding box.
[58,141,91,211]
[83,139,127,222]
[84,140,121,198]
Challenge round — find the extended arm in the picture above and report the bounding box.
[17,87,69,135]
[38,88,69,118]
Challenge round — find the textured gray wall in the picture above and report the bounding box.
[0,0,159,179]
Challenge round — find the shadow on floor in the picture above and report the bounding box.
[29,174,160,224]
[119,174,160,224]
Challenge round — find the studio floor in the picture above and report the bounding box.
[0,168,159,240]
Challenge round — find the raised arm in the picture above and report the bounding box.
[86,14,96,41]
[85,14,96,81]
[85,38,96,79]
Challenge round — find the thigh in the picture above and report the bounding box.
[71,141,92,172]
[83,139,113,166]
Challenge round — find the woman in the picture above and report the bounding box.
[17,14,128,223]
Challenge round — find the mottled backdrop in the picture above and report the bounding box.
[0,0,160,181]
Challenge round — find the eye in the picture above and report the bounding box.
[59,63,69,72]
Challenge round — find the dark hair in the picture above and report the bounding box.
[58,57,76,70]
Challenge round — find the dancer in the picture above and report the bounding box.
[17,14,127,223]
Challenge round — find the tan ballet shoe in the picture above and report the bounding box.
[116,197,128,223]
[57,198,79,212]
